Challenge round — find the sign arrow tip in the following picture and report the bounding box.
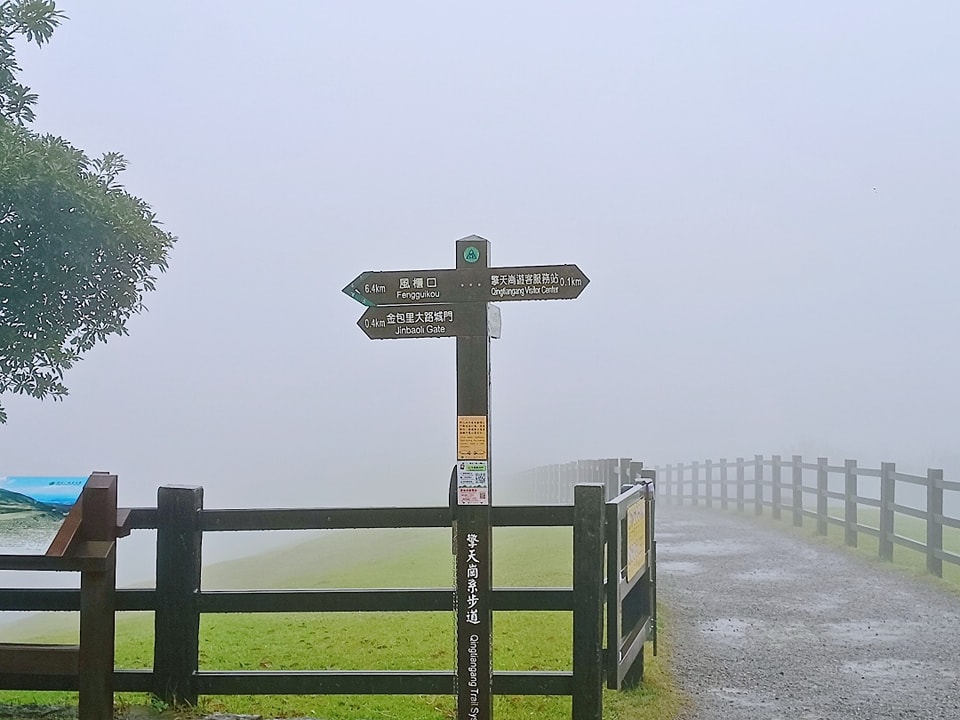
[342,273,375,306]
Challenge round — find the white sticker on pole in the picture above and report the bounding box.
[457,460,489,505]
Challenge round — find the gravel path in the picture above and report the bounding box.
[657,504,960,720]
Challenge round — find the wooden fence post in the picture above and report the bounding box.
[573,484,605,720]
[792,455,803,527]
[771,455,782,520]
[677,463,684,506]
[736,458,745,512]
[927,469,944,578]
[77,474,118,720]
[704,460,713,509]
[154,486,203,706]
[844,460,858,548]
[618,457,633,494]
[691,461,699,507]
[817,457,828,536]
[720,458,729,511]
[754,455,763,515]
[879,462,895,562]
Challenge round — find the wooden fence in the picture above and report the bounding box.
[512,457,657,689]
[0,476,655,720]
[513,457,654,505]
[654,455,960,578]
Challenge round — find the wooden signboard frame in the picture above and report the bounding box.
[0,473,130,720]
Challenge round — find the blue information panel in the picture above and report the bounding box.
[0,476,88,554]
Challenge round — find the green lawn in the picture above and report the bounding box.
[1,526,681,719]
[819,507,960,591]
[704,501,960,593]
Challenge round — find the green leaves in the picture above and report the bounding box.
[1,81,36,124]
[7,0,66,46]
[0,1,67,125]
[0,2,176,423]
[0,120,177,421]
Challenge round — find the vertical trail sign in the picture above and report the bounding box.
[453,238,492,720]
[343,235,588,720]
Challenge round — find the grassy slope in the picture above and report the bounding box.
[820,508,960,591]
[703,503,960,593]
[1,526,681,720]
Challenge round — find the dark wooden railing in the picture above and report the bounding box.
[512,457,643,505]
[0,477,654,720]
[510,457,657,691]
[655,455,960,578]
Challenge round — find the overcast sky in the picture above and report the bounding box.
[1,1,958,515]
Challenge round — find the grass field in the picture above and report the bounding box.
[819,507,960,591]
[0,526,682,719]
[711,503,960,593]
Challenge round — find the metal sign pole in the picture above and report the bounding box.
[453,237,492,720]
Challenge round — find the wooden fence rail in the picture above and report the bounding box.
[513,457,653,505]
[654,455,960,578]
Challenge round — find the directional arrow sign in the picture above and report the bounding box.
[486,264,589,302]
[342,264,588,307]
[343,268,467,307]
[357,303,486,340]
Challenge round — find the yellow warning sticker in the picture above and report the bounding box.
[457,415,487,460]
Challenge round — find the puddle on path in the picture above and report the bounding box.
[732,567,795,582]
[653,531,684,539]
[669,539,755,556]
[698,617,756,639]
[841,658,927,679]
[658,560,704,575]
[824,619,923,643]
[708,685,780,710]
[800,592,849,614]
[699,618,826,650]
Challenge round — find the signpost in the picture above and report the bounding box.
[343,235,588,720]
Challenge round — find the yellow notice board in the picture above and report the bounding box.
[626,499,647,581]
[457,416,487,460]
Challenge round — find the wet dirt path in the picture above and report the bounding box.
[657,504,960,720]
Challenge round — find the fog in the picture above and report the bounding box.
[2,1,958,568]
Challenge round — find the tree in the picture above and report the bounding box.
[0,1,176,422]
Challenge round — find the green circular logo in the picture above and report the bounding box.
[463,246,480,263]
